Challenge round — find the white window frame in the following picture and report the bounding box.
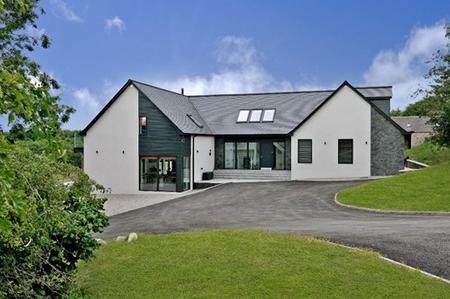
[262,109,275,122]
[237,110,250,123]
[249,109,262,122]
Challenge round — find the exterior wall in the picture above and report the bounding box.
[411,132,432,147]
[291,86,371,179]
[369,99,390,115]
[139,92,191,192]
[84,85,139,194]
[370,108,404,176]
[193,136,215,182]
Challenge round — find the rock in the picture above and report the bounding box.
[116,235,126,241]
[96,238,107,245]
[127,232,138,242]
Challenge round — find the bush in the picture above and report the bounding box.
[0,135,108,297]
[405,142,450,165]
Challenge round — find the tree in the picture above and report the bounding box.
[418,24,450,145]
[0,2,107,297]
[0,0,74,138]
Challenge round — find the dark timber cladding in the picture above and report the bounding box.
[139,91,190,192]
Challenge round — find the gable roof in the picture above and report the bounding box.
[81,79,405,136]
[392,116,433,133]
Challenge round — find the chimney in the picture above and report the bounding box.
[181,88,184,95]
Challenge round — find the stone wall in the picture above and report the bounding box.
[371,108,404,176]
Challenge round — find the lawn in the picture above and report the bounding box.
[405,142,450,165]
[337,162,450,212]
[75,230,450,298]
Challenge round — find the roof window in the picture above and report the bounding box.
[262,109,275,122]
[237,110,250,122]
[249,110,262,122]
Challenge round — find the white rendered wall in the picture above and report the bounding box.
[291,86,371,179]
[84,85,139,194]
[193,136,215,182]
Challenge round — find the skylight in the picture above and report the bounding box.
[237,110,250,122]
[249,110,262,122]
[262,109,275,122]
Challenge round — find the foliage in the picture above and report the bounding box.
[405,142,450,166]
[0,0,74,138]
[0,135,108,298]
[393,25,450,145]
[338,162,450,212]
[76,230,450,298]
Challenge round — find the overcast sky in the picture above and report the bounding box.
[5,0,450,130]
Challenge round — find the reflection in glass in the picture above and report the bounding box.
[273,141,285,170]
[236,142,248,169]
[225,142,236,168]
[248,142,260,169]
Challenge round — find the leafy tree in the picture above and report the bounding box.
[418,25,450,145]
[0,2,107,297]
[0,0,74,138]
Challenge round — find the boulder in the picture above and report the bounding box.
[116,235,126,241]
[96,238,107,245]
[127,232,138,242]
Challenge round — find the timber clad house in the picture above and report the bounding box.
[81,80,407,193]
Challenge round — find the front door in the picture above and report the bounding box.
[140,156,177,192]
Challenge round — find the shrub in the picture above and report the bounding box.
[405,142,450,165]
[0,135,108,297]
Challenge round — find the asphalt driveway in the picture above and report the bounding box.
[99,181,450,280]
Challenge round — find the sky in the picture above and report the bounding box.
[6,0,450,130]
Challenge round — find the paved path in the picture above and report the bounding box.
[99,181,450,280]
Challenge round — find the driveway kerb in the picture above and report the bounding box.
[323,238,450,284]
[334,193,450,216]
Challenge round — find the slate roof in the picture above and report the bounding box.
[392,116,433,133]
[81,79,399,136]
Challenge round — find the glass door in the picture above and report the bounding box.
[273,141,286,170]
[140,157,158,191]
[158,157,177,192]
[140,156,177,192]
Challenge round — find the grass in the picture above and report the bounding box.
[405,142,450,165]
[338,162,450,212]
[75,230,450,298]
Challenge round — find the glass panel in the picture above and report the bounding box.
[224,142,236,168]
[262,109,275,122]
[249,110,262,122]
[273,141,285,170]
[236,142,248,169]
[298,139,312,163]
[338,139,353,164]
[158,158,177,191]
[140,157,158,191]
[183,156,190,191]
[248,142,260,169]
[237,110,250,122]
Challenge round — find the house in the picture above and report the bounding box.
[80,80,407,193]
[392,116,434,148]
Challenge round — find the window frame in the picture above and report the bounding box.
[338,139,353,164]
[249,109,263,122]
[237,110,250,123]
[139,116,147,135]
[297,139,312,164]
[262,109,276,122]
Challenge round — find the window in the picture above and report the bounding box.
[237,110,250,122]
[298,139,312,163]
[139,116,147,134]
[338,139,353,164]
[249,109,262,122]
[262,109,275,122]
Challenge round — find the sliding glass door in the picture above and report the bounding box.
[140,156,177,192]
[224,141,260,169]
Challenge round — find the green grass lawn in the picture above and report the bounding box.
[405,142,450,165]
[75,230,450,298]
[338,162,450,212]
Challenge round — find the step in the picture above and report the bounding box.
[213,170,291,181]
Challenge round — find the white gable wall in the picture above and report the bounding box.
[291,85,371,179]
[84,85,139,194]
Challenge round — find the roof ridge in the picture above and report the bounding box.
[187,86,391,98]
[130,79,187,97]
